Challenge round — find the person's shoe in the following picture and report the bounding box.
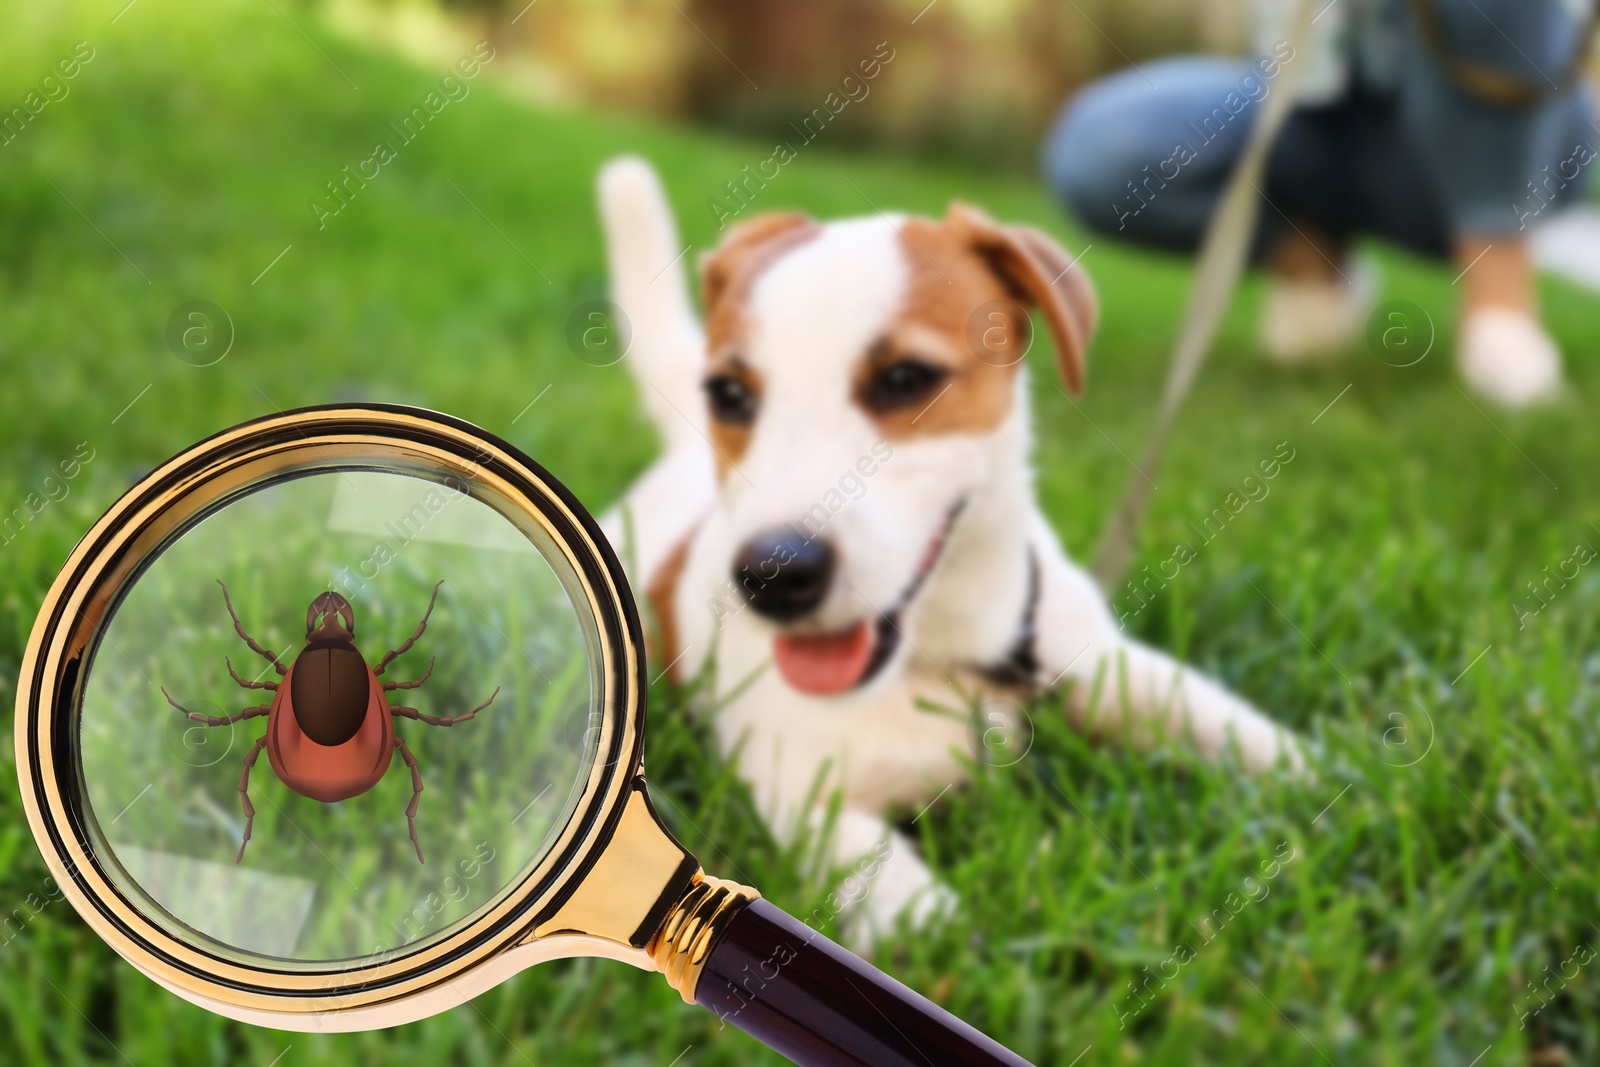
[1457,307,1562,408]
[1259,260,1378,364]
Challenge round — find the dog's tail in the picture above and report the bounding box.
[598,155,706,451]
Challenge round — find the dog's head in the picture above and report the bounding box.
[696,205,1096,696]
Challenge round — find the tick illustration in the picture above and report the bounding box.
[162,581,498,864]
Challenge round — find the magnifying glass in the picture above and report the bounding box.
[15,404,1031,1067]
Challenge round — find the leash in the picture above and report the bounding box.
[1090,0,1319,592]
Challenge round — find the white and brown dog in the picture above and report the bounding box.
[596,156,1301,943]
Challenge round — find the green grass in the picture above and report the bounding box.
[2,1,1599,1064]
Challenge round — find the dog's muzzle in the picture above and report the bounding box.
[732,502,966,696]
[734,531,835,622]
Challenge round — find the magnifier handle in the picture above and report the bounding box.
[695,899,1034,1067]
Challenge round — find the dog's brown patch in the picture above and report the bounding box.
[695,205,1095,460]
[859,217,1031,439]
[645,532,694,682]
[948,203,1097,396]
[851,208,1095,443]
[699,213,821,479]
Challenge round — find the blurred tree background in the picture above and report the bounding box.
[334,0,1247,170]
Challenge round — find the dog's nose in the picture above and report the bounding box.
[733,530,834,621]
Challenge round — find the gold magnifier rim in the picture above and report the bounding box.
[13,404,648,1019]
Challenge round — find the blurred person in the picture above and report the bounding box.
[1043,0,1597,407]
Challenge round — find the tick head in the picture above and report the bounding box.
[306,591,355,643]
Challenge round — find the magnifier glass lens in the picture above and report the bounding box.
[78,469,596,964]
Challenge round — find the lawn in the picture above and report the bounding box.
[2,2,1599,1065]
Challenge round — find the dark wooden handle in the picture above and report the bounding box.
[694,898,1034,1067]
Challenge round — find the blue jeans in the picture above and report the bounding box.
[1043,55,1596,261]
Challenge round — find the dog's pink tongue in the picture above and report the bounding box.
[773,621,874,696]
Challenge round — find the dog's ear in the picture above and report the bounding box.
[699,212,818,318]
[946,203,1097,395]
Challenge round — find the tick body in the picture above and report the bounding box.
[162,582,498,864]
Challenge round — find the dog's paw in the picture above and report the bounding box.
[839,877,959,957]
[905,880,961,929]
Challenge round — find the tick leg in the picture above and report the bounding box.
[382,657,434,692]
[395,737,425,864]
[390,686,499,728]
[375,580,443,676]
[226,657,278,691]
[163,687,270,726]
[217,580,287,676]
[236,736,269,864]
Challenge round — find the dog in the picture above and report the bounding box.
[595,156,1302,945]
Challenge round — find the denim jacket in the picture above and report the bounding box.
[1258,0,1595,232]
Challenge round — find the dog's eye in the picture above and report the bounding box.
[862,359,948,412]
[704,373,758,424]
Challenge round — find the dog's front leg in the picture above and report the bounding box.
[788,806,956,955]
[1082,638,1306,773]
[1028,515,1303,772]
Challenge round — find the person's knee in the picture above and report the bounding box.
[1042,57,1252,241]
[1042,102,1129,236]
[1042,72,1161,237]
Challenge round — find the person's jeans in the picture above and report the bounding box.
[1042,56,1597,261]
